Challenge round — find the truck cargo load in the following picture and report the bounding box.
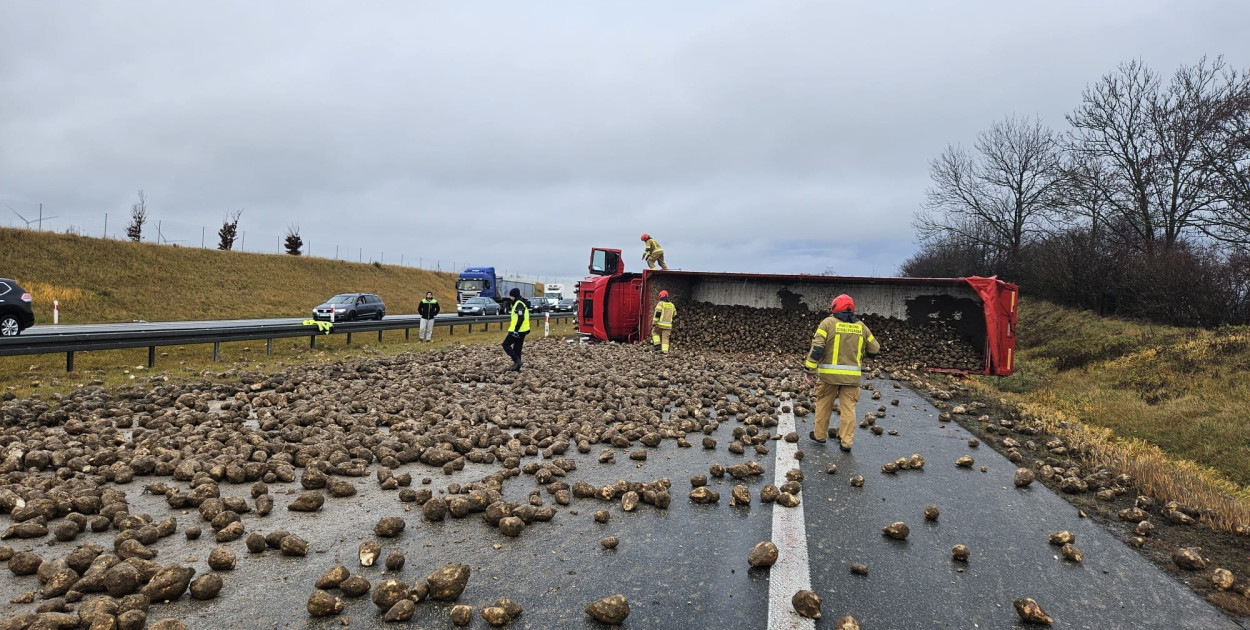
[576,247,1018,376]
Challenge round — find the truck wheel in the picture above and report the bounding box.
[0,315,20,336]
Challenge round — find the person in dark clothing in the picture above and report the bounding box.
[417,291,440,342]
[502,288,531,371]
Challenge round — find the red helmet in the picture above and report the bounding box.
[658,290,669,299]
[831,294,854,313]
[641,233,650,241]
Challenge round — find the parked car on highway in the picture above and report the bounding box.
[555,298,577,312]
[0,278,34,336]
[312,293,385,321]
[457,297,503,316]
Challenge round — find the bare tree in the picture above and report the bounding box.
[915,115,1064,272]
[126,190,148,242]
[1201,71,1250,245]
[1066,57,1242,253]
[284,223,303,255]
[218,210,242,251]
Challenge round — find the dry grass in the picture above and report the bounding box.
[0,228,460,324]
[977,300,1250,530]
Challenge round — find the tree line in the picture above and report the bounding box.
[125,191,305,255]
[906,57,1250,326]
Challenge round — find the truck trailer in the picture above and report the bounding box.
[456,267,536,304]
[575,247,1018,376]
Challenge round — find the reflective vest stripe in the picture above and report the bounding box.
[818,363,862,376]
[815,328,828,338]
[857,336,864,364]
[804,358,819,370]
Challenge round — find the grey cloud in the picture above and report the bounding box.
[3,0,1248,285]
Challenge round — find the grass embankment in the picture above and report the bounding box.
[0,228,460,323]
[979,300,1250,529]
[0,227,567,395]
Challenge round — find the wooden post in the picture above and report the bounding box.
[66,351,74,373]
[148,346,156,368]
[346,333,352,345]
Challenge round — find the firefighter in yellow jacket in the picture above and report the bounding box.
[641,233,668,270]
[804,294,880,451]
[651,290,676,353]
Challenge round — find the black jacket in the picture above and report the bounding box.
[418,298,440,319]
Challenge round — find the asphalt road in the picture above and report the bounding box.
[1,376,1242,629]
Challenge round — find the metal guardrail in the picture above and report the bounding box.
[0,313,575,372]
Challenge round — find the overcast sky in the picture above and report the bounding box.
[3,1,1248,285]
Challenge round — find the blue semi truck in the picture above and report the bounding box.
[456,267,536,304]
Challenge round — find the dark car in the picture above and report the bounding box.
[457,297,502,317]
[529,297,553,314]
[0,278,34,336]
[555,298,577,312]
[312,293,385,321]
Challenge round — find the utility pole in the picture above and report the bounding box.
[103,214,108,238]
[38,204,43,231]
[241,231,246,251]
[201,227,205,248]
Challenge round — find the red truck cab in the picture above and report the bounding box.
[577,248,645,342]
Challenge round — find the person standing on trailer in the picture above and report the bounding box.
[651,290,677,353]
[804,294,880,451]
[502,288,531,371]
[641,233,668,270]
[417,291,440,342]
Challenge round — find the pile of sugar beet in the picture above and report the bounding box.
[2,339,862,628]
[0,305,1031,630]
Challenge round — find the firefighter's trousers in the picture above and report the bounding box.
[813,382,861,447]
[650,324,671,353]
[646,251,668,270]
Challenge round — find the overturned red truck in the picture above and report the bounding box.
[576,247,1019,376]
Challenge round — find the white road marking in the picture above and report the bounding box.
[767,404,816,630]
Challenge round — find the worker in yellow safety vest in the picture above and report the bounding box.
[502,288,531,371]
[651,290,676,353]
[804,294,880,451]
[641,233,668,270]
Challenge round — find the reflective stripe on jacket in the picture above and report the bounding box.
[804,314,879,386]
[418,298,440,318]
[644,238,663,255]
[510,299,531,333]
[653,300,676,329]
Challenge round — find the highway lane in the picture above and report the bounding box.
[0,349,1240,629]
